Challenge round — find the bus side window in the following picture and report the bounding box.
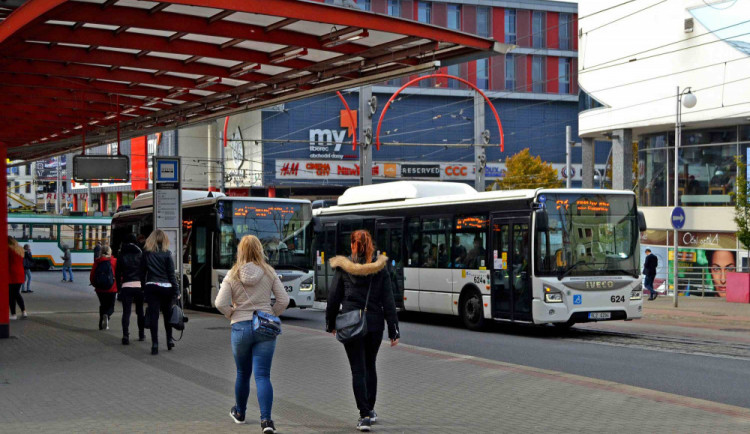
[337,221,354,257]
[422,217,451,268]
[406,219,420,267]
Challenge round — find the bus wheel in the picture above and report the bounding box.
[460,290,486,331]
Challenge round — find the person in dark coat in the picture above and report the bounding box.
[326,230,400,432]
[140,229,180,355]
[643,248,658,300]
[90,246,117,330]
[22,244,34,293]
[116,233,145,345]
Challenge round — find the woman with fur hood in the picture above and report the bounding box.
[326,230,400,432]
[215,235,289,434]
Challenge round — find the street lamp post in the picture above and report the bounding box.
[673,86,697,307]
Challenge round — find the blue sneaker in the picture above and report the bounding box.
[357,416,371,432]
[369,411,377,423]
[230,406,246,424]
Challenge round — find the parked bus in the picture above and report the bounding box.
[313,181,647,330]
[7,214,112,270]
[111,191,314,310]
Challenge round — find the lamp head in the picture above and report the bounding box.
[682,90,697,109]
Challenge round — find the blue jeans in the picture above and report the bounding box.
[62,266,73,282]
[24,269,31,291]
[231,320,277,421]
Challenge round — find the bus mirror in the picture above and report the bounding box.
[535,209,549,232]
[637,211,648,232]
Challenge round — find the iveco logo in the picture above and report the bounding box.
[585,281,615,289]
[277,275,283,280]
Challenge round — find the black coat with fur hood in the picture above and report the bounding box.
[326,254,400,340]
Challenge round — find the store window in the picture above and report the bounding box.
[505,9,516,44]
[505,54,515,90]
[559,13,571,50]
[532,11,546,48]
[559,58,570,94]
[447,4,461,30]
[477,7,490,37]
[418,1,430,23]
[532,56,545,93]
[476,59,489,90]
[388,0,400,17]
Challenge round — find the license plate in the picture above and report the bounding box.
[588,312,611,320]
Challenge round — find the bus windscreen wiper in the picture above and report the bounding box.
[605,269,639,278]
[557,261,611,280]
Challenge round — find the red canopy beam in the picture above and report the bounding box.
[0,85,161,108]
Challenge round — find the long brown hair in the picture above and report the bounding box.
[350,230,374,264]
[7,236,23,257]
[144,229,170,252]
[227,235,274,282]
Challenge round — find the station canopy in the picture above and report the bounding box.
[0,0,507,159]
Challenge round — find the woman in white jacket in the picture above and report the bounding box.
[215,235,290,433]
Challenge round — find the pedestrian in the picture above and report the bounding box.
[326,230,400,432]
[140,229,180,355]
[61,245,73,282]
[643,248,658,300]
[93,241,102,260]
[91,245,117,330]
[115,233,145,345]
[22,244,34,293]
[8,236,28,320]
[215,235,289,433]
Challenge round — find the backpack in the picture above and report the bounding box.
[93,260,115,290]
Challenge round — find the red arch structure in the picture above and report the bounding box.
[375,74,504,151]
[336,91,358,150]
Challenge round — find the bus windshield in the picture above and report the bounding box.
[217,200,312,270]
[535,193,639,277]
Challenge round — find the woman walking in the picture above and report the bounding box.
[215,235,289,433]
[22,244,34,293]
[140,230,180,355]
[116,233,145,345]
[8,237,28,320]
[90,246,117,330]
[326,230,400,432]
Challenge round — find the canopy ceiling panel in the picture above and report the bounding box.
[0,0,509,159]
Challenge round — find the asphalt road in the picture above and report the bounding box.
[280,307,750,409]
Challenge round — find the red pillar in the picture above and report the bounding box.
[1,146,9,338]
[72,194,79,212]
[116,192,123,209]
[99,193,106,212]
[268,186,276,198]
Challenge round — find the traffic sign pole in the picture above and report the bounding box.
[670,207,686,307]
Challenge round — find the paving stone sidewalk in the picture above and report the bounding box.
[3,272,750,433]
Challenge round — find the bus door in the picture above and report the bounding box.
[375,218,404,308]
[190,223,211,307]
[315,223,337,301]
[490,217,532,321]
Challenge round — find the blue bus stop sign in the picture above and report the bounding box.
[671,207,686,229]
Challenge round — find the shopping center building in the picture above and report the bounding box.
[578,0,750,294]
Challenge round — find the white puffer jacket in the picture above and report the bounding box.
[215,262,290,325]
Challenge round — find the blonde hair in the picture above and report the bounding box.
[101,246,112,257]
[144,229,170,252]
[7,236,23,257]
[227,235,274,282]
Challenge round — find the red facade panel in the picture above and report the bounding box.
[460,62,469,89]
[468,60,477,86]
[547,56,559,93]
[493,7,504,44]
[372,0,386,14]
[525,55,532,92]
[432,2,447,27]
[413,0,418,21]
[436,66,449,88]
[490,54,505,90]
[515,54,526,92]
[547,12,559,49]
[402,0,413,19]
[463,5,476,34]
[572,14,579,51]
[131,136,148,191]
[517,9,531,48]
[571,58,579,94]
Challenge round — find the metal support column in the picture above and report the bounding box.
[55,155,61,214]
[359,86,373,186]
[612,129,633,190]
[0,146,8,338]
[474,91,486,191]
[582,138,595,188]
[566,126,572,189]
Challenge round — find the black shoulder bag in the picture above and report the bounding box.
[335,277,372,344]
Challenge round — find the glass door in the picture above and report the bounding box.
[490,217,532,321]
[375,219,404,308]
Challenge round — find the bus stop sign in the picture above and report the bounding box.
[671,207,686,230]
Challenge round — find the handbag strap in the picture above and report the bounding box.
[363,276,373,313]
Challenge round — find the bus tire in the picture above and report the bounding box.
[460,289,486,331]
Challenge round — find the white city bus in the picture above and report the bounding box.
[8,214,112,270]
[111,191,315,309]
[313,181,647,330]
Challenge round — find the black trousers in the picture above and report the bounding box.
[9,283,25,315]
[96,292,116,318]
[343,329,384,417]
[121,286,145,338]
[144,284,175,345]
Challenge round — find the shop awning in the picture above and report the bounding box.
[0,0,508,159]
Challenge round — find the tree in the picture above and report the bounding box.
[733,155,750,266]
[491,148,563,190]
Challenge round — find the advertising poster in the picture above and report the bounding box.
[664,248,737,297]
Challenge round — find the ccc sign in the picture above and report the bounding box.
[444,165,468,177]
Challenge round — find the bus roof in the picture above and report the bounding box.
[337,181,477,206]
[115,193,311,219]
[8,214,112,225]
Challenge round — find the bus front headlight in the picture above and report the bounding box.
[630,284,642,300]
[544,286,563,303]
[299,277,314,292]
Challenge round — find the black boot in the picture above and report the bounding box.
[151,344,158,355]
[138,332,146,341]
[98,314,104,330]
[167,338,175,351]
[122,336,129,345]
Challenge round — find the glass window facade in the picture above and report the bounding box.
[477,59,489,90]
[477,7,490,37]
[388,0,400,16]
[532,56,545,93]
[559,13,571,50]
[447,4,461,30]
[532,11,546,49]
[505,54,515,91]
[357,0,371,11]
[447,64,460,89]
[638,127,748,207]
[418,1,431,23]
[559,58,570,94]
[505,9,516,44]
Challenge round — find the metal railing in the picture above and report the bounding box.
[663,266,748,297]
